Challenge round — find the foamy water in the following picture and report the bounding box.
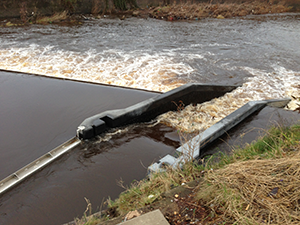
[158,66,300,133]
[1,44,299,133]
[0,44,194,92]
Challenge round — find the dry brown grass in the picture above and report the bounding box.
[149,1,292,20]
[92,0,102,14]
[72,124,300,224]
[109,161,202,215]
[198,143,300,224]
[36,11,68,24]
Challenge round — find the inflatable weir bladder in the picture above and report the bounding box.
[76,83,238,140]
[0,83,291,195]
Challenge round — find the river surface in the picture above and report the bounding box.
[0,71,179,225]
[0,13,300,224]
[1,13,299,93]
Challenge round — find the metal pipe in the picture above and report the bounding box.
[0,137,81,195]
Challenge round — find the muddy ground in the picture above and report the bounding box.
[78,179,228,225]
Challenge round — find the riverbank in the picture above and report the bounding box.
[72,124,300,224]
[0,0,299,26]
[134,1,295,21]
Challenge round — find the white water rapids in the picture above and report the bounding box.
[1,14,300,132]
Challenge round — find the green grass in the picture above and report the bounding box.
[210,124,300,168]
[196,124,300,224]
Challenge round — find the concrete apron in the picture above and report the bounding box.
[148,98,293,173]
[119,209,170,225]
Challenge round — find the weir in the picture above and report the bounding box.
[0,68,294,197]
[0,138,81,194]
[0,70,158,194]
[77,83,237,139]
[0,14,299,225]
[148,98,291,173]
[0,72,236,195]
[0,67,294,192]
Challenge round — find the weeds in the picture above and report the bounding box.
[148,1,293,21]
[106,169,201,217]
[62,0,77,12]
[92,0,102,14]
[35,11,68,24]
[197,124,300,224]
[74,198,106,225]
[74,124,300,224]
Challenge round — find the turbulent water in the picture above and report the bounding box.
[1,13,300,130]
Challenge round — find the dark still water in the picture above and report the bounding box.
[0,13,300,224]
[0,71,179,225]
[0,70,159,180]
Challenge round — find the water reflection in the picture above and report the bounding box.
[80,123,180,159]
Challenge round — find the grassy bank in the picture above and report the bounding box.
[73,123,300,224]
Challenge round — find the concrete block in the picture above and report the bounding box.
[148,98,291,173]
[119,209,170,225]
[148,154,178,173]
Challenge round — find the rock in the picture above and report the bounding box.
[217,14,225,19]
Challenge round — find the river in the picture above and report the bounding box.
[0,13,300,224]
[1,13,299,93]
[3,13,299,132]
